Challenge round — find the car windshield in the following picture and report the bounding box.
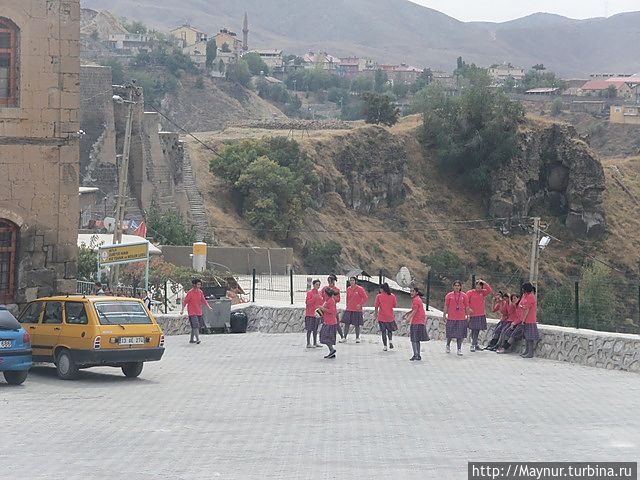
[94,302,152,325]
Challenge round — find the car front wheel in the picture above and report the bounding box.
[121,362,144,378]
[3,370,28,385]
[56,350,79,380]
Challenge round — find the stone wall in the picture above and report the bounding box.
[154,305,640,373]
[0,1,81,305]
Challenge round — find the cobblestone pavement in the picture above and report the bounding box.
[2,334,639,480]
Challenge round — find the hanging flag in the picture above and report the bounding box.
[130,220,140,231]
[134,221,147,238]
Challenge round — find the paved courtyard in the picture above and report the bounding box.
[2,333,639,480]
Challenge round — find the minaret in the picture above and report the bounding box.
[242,12,249,51]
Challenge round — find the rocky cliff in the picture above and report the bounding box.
[489,121,606,238]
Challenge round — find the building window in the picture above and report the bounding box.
[0,18,19,108]
[0,219,18,304]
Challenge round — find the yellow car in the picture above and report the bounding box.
[17,296,165,380]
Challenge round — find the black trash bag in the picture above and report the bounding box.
[229,311,248,334]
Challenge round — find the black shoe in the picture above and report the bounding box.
[196,340,201,344]
[389,342,394,349]
[410,356,417,361]
[189,340,195,344]
[415,356,422,361]
[327,350,336,358]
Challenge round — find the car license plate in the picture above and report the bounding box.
[119,337,144,345]
[0,340,12,348]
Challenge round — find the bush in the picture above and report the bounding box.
[538,284,574,326]
[210,138,317,239]
[226,59,252,87]
[146,206,196,245]
[362,92,399,126]
[418,83,524,194]
[304,240,343,274]
[243,52,270,76]
[77,235,104,281]
[131,71,177,108]
[579,263,616,331]
[551,99,563,116]
[100,59,125,85]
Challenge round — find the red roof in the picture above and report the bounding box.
[581,80,624,90]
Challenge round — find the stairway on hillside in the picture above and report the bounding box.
[181,151,211,242]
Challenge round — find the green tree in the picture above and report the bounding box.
[604,85,617,99]
[551,99,563,116]
[100,59,125,85]
[205,39,217,68]
[221,42,231,53]
[243,52,270,76]
[350,75,374,93]
[538,284,574,326]
[519,69,566,93]
[123,19,148,34]
[362,92,399,126]
[77,236,104,281]
[392,82,410,99]
[374,69,389,93]
[304,240,343,274]
[146,206,196,245]
[226,59,251,87]
[410,68,433,93]
[418,83,524,194]
[210,138,317,239]
[532,63,546,71]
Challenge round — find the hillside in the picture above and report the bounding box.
[184,116,638,286]
[81,0,640,75]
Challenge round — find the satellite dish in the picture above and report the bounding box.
[396,266,412,288]
[103,217,116,233]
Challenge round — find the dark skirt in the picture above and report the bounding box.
[305,316,320,332]
[500,323,524,344]
[378,321,398,333]
[341,310,364,326]
[189,315,202,329]
[524,323,540,341]
[410,324,430,342]
[446,319,468,339]
[319,323,337,345]
[468,315,487,331]
[492,320,511,340]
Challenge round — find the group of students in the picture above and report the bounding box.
[305,275,539,360]
[305,275,431,360]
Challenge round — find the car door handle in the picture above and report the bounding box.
[54,327,61,331]
[29,326,36,330]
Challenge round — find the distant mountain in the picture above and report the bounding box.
[81,0,640,76]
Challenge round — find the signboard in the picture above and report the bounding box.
[97,241,150,290]
[98,242,149,266]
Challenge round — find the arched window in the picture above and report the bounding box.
[0,219,18,303]
[0,17,19,108]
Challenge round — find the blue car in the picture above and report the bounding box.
[0,306,32,385]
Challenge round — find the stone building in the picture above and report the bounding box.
[0,1,80,305]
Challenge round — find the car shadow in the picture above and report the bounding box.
[27,365,159,385]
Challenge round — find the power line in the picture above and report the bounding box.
[145,103,224,160]
[211,223,506,234]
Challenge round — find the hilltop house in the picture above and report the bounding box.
[170,24,207,48]
[610,105,640,125]
[107,33,151,55]
[338,57,375,78]
[580,78,639,101]
[183,40,208,69]
[248,49,284,71]
[488,64,525,83]
[303,51,340,71]
[214,28,243,58]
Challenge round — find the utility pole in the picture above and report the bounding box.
[111,84,136,288]
[528,217,541,289]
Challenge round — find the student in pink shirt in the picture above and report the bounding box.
[323,274,344,340]
[519,283,539,358]
[374,283,397,351]
[304,280,323,348]
[180,278,213,344]
[403,287,429,361]
[466,278,492,352]
[318,287,338,358]
[485,292,511,351]
[443,280,469,356]
[340,276,369,343]
[496,292,525,354]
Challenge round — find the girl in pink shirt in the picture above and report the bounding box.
[497,289,530,354]
[466,278,492,352]
[304,280,323,348]
[403,287,429,361]
[485,292,511,351]
[374,283,397,351]
[180,278,213,344]
[340,276,369,343]
[318,287,338,358]
[323,275,344,340]
[443,280,469,356]
[519,283,539,358]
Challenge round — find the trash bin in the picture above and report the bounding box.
[229,311,248,333]
[201,298,231,333]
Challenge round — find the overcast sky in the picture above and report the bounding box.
[409,0,640,22]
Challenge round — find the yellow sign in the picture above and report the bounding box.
[98,242,148,265]
[193,242,207,255]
